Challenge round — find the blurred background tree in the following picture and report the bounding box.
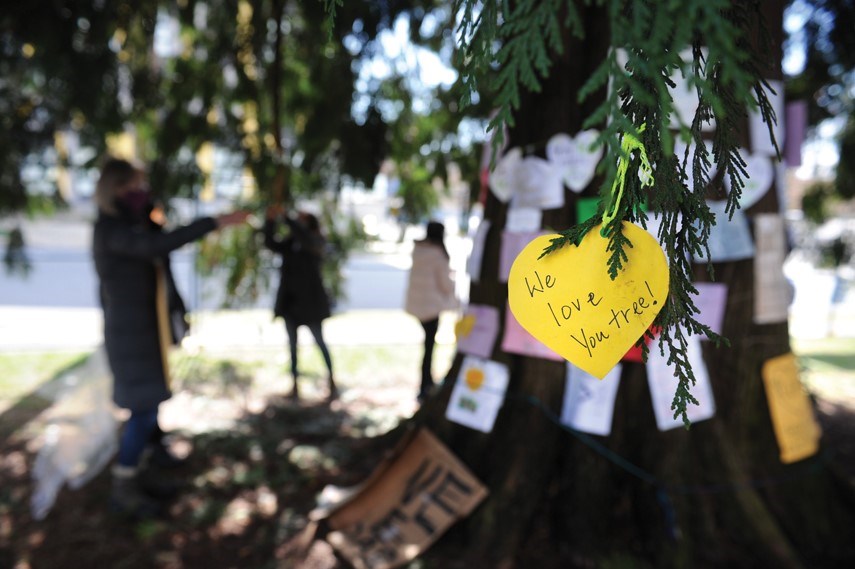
[786,0,855,210]
[0,0,489,302]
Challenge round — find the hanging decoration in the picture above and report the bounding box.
[507,128,669,378]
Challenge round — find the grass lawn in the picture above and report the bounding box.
[2,334,852,435]
[0,342,457,443]
[792,336,855,405]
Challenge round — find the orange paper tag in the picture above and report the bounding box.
[762,353,821,463]
[508,223,669,378]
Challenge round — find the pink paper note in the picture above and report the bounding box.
[501,304,564,361]
[457,304,500,359]
[499,230,547,283]
[694,282,728,336]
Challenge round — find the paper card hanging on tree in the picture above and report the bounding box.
[455,304,500,359]
[753,214,791,324]
[488,148,522,203]
[784,101,807,167]
[446,356,510,433]
[499,230,548,282]
[506,207,542,233]
[546,131,603,192]
[749,79,785,157]
[645,334,716,431]
[693,201,755,263]
[644,211,684,245]
[674,139,717,183]
[507,223,669,378]
[561,363,622,436]
[622,327,658,362]
[775,162,789,214]
[762,353,821,463]
[723,149,774,209]
[325,428,488,569]
[501,304,564,361]
[668,48,716,132]
[694,282,728,336]
[612,47,713,132]
[466,220,490,282]
[512,156,565,209]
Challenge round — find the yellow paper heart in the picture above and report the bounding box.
[508,222,669,378]
[455,314,476,339]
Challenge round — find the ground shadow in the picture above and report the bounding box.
[1,390,403,569]
[3,370,853,569]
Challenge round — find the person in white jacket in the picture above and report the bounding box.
[405,220,456,402]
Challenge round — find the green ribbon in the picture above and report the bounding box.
[600,124,653,237]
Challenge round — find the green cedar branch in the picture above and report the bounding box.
[448,1,779,424]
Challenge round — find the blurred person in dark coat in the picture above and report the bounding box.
[264,204,337,401]
[92,157,247,518]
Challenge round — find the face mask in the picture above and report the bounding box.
[117,189,151,219]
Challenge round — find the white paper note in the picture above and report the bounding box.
[753,214,791,324]
[546,131,603,193]
[446,357,510,433]
[669,48,716,132]
[506,207,542,233]
[674,138,717,188]
[466,220,491,282]
[512,155,565,209]
[723,149,774,209]
[646,335,716,431]
[560,363,622,436]
[488,148,522,203]
[749,79,785,157]
[694,201,755,263]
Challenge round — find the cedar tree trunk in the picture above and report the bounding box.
[412,2,855,568]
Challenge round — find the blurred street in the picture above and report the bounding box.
[2,208,855,354]
[0,208,472,352]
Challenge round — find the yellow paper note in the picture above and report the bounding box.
[455,314,476,339]
[508,222,669,378]
[762,353,821,464]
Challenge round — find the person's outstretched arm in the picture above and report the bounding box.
[102,212,247,258]
[263,205,290,253]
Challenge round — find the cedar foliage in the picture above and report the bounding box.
[455,0,780,423]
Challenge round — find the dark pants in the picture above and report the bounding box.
[284,318,333,380]
[420,318,439,398]
[117,407,159,468]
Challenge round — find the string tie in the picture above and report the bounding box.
[600,124,653,237]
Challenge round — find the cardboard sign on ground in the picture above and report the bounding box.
[325,429,488,569]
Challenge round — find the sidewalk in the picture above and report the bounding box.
[0,307,460,353]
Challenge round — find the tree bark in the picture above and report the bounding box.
[412,2,855,568]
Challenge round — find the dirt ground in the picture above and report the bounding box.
[1,343,853,569]
[0,346,432,569]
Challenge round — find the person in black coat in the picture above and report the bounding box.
[264,204,337,401]
[92,157,247,517]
